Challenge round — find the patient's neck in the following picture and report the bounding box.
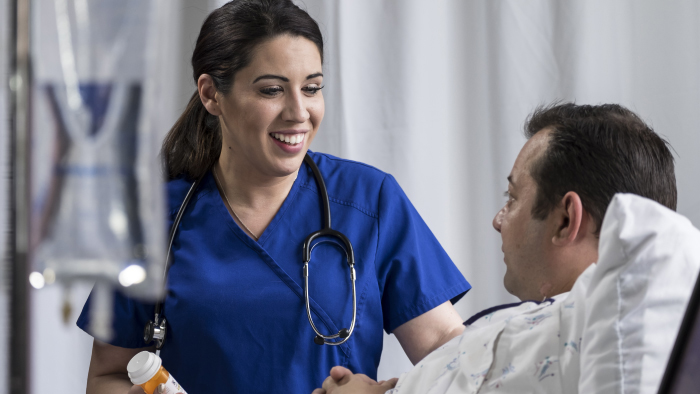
[543,242,598,298]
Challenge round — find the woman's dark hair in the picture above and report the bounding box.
[161,0,324,180]
[524,102,677,234]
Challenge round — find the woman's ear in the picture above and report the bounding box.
[552,191,584,246]
[197,74,222,116]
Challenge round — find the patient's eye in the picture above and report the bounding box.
[504,191,514,204]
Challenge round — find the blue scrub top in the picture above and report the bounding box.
[78,151,471,393]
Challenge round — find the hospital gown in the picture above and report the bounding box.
[388,264,592,394]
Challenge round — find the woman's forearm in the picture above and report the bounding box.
[87,340,153,394]
[393,301,465,364]
[86,373,136,394]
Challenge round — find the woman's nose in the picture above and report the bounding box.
[283,92,310,123]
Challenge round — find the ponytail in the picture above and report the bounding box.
[161,91,221,181]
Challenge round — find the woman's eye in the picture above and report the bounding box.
[260,86,283,96]
[302,85,324,95]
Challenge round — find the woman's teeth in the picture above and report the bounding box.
[271,133,304,145]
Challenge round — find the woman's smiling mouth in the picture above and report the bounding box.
[270,132,305,145]
[269,131,307,154]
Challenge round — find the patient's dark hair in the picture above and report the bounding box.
[161,0,324,180]
[524,103,677,233]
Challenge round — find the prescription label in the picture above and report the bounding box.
[161,374,187,394]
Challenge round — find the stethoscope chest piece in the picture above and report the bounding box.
[144,315,167,351]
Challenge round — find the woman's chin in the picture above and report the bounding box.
[268,154,307,177]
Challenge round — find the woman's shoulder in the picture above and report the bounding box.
[307,151,387,183]
[305,151,398,215]
[165,174,208,215]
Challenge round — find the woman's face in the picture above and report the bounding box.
[216,35,324,177]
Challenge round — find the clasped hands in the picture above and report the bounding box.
[311,366,399,394]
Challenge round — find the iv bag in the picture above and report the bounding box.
[30,0,168,302]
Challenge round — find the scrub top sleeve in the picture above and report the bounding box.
[76,287,156,348]
[375,175,471,333]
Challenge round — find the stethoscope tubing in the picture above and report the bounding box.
[304,260,356,345]
[303,237,357,345]
[303,154,331,230]
[147,176,203,352]
[155,176,203,319]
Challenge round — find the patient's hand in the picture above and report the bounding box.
[311,366,398,394]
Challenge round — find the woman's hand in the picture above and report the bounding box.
[86,340,156,394]
[128,385,145,394]
[311,366,398,394]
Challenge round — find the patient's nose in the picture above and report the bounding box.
[493,208,503,233]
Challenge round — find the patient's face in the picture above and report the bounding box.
[492,130,553,300]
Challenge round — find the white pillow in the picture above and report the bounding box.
[579,193,700,393]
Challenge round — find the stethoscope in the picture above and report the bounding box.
[144,154,357,353]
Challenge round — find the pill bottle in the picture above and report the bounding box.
[127,351,187,394]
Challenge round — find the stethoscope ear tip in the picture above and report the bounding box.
[314,335,325,345]
[339,328,350,339]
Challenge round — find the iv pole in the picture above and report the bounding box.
[9,0,31,391]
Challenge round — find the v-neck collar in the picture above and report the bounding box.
[205,161,308,248]
[194,161,352,357]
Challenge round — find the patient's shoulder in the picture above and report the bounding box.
[464,297,563,329]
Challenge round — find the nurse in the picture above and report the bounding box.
[78,1,471,393]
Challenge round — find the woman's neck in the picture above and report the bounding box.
[215,162,297,207]
[212,154,299,240]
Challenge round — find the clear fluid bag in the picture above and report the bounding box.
[29,0,169,340]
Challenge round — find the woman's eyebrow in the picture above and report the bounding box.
[253,73,323,83]
[253,74,289,83]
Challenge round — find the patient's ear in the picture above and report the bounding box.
[552,191,584,246]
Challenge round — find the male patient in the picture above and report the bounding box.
[313,103,678,394]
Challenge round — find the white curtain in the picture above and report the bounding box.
[292,0,700,379]
[20,0,700,391]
